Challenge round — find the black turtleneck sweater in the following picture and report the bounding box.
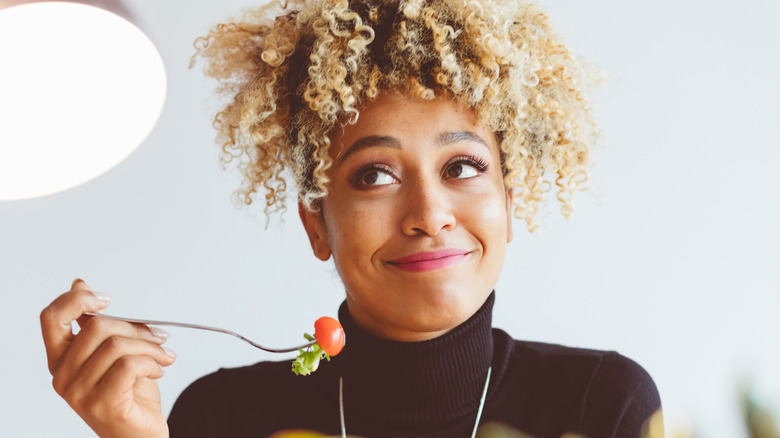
[168,293,661,437]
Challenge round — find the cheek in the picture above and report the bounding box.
[461,188,509,249]
[325,198,394,263]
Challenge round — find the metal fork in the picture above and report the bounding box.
[85,312,316,353]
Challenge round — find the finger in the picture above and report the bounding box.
[53,317,170,393]
[78,336,175,390]
[76,314,171,346]
[99,355,166,397]
[41,279,112,373]
[61,336,175,399]
[64,355,166,420]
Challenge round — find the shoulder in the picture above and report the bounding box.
[507,335,659,398]
[168,360,340,438]
[171,360,292,406]
[514,338,658,393]
[499,334,635,393]
[167,361,303,437]
[493,330,661,437]
[167,361,278,437]
[575,348,662,437]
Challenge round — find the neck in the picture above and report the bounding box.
[334,292,496,425]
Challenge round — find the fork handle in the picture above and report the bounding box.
[85,312,316,353]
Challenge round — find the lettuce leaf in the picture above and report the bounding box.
[291,333,331,376]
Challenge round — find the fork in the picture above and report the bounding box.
[85,312,316,353]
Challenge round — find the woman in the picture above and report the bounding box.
[40,0,662,437]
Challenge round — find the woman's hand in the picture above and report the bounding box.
[41,279,176,438]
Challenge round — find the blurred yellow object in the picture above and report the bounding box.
[641,408,665,438]
[476,422,534,437]
[476,414,668,438]
[475,422,586,438]
[743,388,780,438]
[267,430,364,438]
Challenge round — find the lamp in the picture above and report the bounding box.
[0,0,166,200]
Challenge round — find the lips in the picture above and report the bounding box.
[387,249,470,272]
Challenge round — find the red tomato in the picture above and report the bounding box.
[314,316,345,356]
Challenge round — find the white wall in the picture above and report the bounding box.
[1,1,778,437]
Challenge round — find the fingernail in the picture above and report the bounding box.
[163,347,177,359]
[92,291,112,302]
[150,327,170,340]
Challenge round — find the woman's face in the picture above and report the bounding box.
[300,92,513,342]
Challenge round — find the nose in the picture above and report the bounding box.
[400,177,456,236]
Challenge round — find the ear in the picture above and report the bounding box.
[299,201,332,261]
[505,188,514,243]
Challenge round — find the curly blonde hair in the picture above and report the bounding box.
[191,0,598,232]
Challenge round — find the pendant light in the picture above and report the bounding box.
[0,0,167,200]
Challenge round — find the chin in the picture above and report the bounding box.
[400,286,485,330]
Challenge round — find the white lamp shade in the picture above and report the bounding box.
[0,1,166,200]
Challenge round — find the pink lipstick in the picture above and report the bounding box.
[388,249,470,273]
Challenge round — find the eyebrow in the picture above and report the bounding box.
[338,130,489,163]
[434,130,489,149]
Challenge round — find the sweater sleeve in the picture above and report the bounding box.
[578,352,662,438]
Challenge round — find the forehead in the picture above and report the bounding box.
[329,93,494,157]
[354,92,477,128]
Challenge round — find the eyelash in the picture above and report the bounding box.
[349,154,489,189]
[445,154,489,177]
[349,163,396,189]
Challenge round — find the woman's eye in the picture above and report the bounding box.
[360,169,395,186]
[445,163,480,179]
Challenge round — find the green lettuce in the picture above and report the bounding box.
[291,333,331,376]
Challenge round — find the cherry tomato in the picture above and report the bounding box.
[314,316,345,356]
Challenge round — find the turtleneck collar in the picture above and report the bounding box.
[334,292,495,425]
